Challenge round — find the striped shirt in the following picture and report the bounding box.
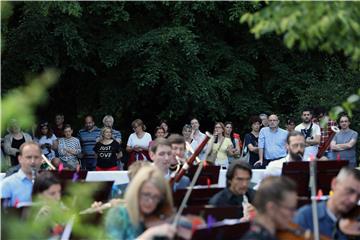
[78,127,101,161]
[58,137,81,162]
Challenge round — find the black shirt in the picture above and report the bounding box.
[241,222,278,240]
[94,140,121,168]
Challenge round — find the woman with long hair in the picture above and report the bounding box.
[105,166,176,239]
[34,121,58,162]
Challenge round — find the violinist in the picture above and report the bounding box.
[209,160,255,219]
[241,176,298,240]
[294,167,360,239]
[105,166,176,239]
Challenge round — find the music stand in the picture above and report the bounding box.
[182,206,243,221]
[317,160,348,194]
[46,170,88,181]
[186,165,221,185]
[282,161,310,197]
[191,220,250,240]
[173,187,223,207]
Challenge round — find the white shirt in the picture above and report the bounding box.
[295,123,321,160]
[126,132,152,149]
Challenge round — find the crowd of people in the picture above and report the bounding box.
[1,108,359,239]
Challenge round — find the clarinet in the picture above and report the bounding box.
[31,167,36,184]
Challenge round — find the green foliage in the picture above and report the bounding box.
[239,2,360,66]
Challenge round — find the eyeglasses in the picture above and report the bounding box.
[140,192,162,203]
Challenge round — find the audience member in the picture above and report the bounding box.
[295,109,321,160]
[331,115,358,167]
[224,121,241,163]
[255,114,288,168]
[34,121,58,162]
[53,114,65,138]
[94,127,122,171]
[259,113,269,128]
[58,124,81,170]
[243,116,261,167]
[286,118,296,132]
[102,115,122,144]
[190,118,207,160]
[126,119,152,167]
[148,126,165,149]
[4,119,32,166]
[78,115,101,171]
[159,119,170,138]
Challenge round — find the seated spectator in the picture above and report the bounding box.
[209,160,255,219]
[4,119,32,166]
[58,124,81,170]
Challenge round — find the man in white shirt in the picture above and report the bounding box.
[190,118,207,160]
[295,109,321,160]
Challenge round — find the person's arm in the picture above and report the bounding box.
[254,148,264,166]
[137,223,176,240]
[3,135,18,156]
[247,143,259,153]
[306,134,320,146]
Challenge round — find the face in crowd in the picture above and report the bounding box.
[225,123,233,136]
[150,144,172,173]
[252,121,261,133]
[287,135,305,161]
[339,116,350,130]
[55,115,64,127]
[190,119,200,131]
[182,126,192,139]
[63,127,73,139]
[85,116,95,131]
[19,143,42,176]
[268,115,279,129]
[170,143,186,165]
[155,128,165,138]
[42,184,62,202]
[301,111,312,124]
[139,181,163,216]
[214,123,224,136]
[229,168,251,196]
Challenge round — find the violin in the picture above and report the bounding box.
[276,222,331,240]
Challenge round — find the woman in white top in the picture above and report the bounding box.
[34,122,58,161]
[126,119,152,167]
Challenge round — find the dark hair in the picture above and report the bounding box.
[168,134,185,147]
[35,121,54,139]
[63,124,72,130]
[254,176,297,214]
[287,118,296,125]
[224,121,236,148]
[32,171,61,196]
[249,116,262,125]
[302,107,313,115]
[182,124,192,131]
[154,126,165,136]
[150,138,171,154]
[286,131,304,144]
[337,114,351,126]
[226,160,252,188]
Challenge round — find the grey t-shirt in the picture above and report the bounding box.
[333,129,358,166]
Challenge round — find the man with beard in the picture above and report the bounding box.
[263,131,305,177]
[295,109,321,160]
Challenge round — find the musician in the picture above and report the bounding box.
[330,114,358,167]
[150,138,189,190]
[105,166,176,239]
[294,108,321,160]
[209,160,255,218]
[1,142,42,207]
[294,167,360,239]
[241,176,298,240]
[262,131,305,177]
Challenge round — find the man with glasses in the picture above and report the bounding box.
[295,109,321,160]
[294,167,360,239]
[242,176,298,240]
[255,114,288,168]
[209,160,255,219]
[330,115,358,167]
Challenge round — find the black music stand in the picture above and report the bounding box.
[46,170,88,181]
[191,221,250,240]
[173,187,223,207]
[186,165,220,185]
[182,206,243,221]
[282,160,349,197]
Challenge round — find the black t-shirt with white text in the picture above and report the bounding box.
[94,140,121,168]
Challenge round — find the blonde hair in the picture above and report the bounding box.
[125,166,173,226]
[100,126,112,141]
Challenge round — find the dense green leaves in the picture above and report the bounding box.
[2,2,359,134]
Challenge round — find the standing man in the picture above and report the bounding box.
[190,118,207,160]
[102,115,122,144]
[294,167,360,239]
[255,114,288,168]
[295,109,321,160]
[209,160,255,218]
[53,114,65,138]
[78,115,101,170]
[259,113,269,128]
[331,115,358,167]
[241,176,298,240]
[1,142,42,207]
